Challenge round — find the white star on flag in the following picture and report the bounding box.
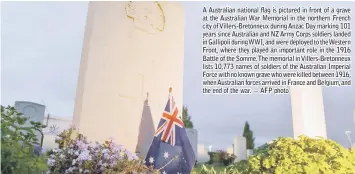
[149,157,155,164]
[162,171,167,174]
[163,152,169,159]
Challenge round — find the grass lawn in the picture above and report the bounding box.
[192,164,226,173]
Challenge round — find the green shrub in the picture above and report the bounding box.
[1,105,48,174]
[199,164,243,174]
[247,135,355,174]
[218,136,355,174]
[220,151,236,166]
[213,151,223,164]
[226,160,249,173]
[208,150,226,164]
[207,152,215,164]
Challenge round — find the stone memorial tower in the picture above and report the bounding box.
[72,1,184,152]
[290,86,327,138]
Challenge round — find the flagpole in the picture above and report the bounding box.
[171,87,183,120]
[169,87,182,120]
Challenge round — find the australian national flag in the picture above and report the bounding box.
[145,93,196,174]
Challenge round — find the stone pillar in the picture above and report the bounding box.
[72,1,184,152]
[233,136,246,162]
[290,86,327,138]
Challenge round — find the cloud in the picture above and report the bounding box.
[1,2,88,116]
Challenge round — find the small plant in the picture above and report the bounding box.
[199,164,242,174]
[207,152,215,164]
[199,165,217,174]
[1,105,48,174]
[207,150,225,164]
[47,127,159,174]
[220,151,236,166]
[226,160,249,174]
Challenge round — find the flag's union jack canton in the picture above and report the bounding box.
[154,96,184,146]
[145,93,196,174]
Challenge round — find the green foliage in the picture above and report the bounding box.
[182,105,194,128]
[226,160,249,174]
[208,151,221,164]
[212,151,222,164]
[1,105,48,174]
[197,136,355,174]
[208,150,234,165]
[198,164,244,174]
[199,164,219,174]
[247,135,355,174]
[242,121,255,150]
[220,151,236,166]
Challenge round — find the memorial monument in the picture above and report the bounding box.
[290,86,327,138]
[72,1,184,152]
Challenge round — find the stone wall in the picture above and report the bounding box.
[72,2,184,152]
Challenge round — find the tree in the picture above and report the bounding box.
[1,105,48,174]
[182,106,193,128]
[242,121,255,150]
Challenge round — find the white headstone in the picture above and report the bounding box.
[246,149,254,158]
[186,128,198,158]
[233,136,247,162]
[14,101,46,145]
[197,144,209,163]
[72,2,184,152]
[290,86,327,138]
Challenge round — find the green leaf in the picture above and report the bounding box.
[1,105,48,174]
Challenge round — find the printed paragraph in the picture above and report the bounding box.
[201,6,352,94]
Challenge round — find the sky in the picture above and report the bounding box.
[1,1,355,150]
